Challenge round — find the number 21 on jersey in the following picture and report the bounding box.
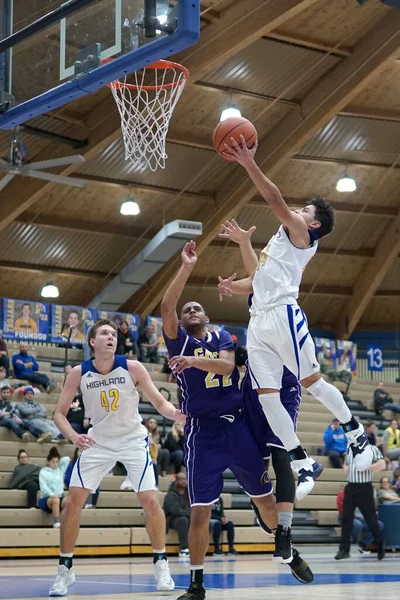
[100,389,119,412]
[194,348,232,389]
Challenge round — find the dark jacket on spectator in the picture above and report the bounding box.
[12,352,39,378]
[211,497,225,521]
[10,463,40,489]
[164,431,184,453]
[0,400,19,418]
[117,329,137,354]
[67,396,85,424]
[374,389,393,414]
[163,481,190,530]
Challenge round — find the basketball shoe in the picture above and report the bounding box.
[289,548,314,584]
[177,583,206,599]
[273,524,293,564]
[291,456,324,500]
[345,423,373,471]
[48,564,76,596]
[153,558,175,591]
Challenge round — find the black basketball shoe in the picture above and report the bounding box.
[273,524,293,563]
[287,548,314,584]
[177,584,206,600]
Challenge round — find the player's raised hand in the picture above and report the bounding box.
[219,219,256,244]
[168,355,196,374]
[181,240,197,266]
[218,273,236,301]
[223,134,258,167]
[70,433,95,450]
[174,409,187,424]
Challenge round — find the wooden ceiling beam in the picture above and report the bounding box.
[17,213,142,239]
[265,31,352,58]
[0,261,113,280]
[131,11,400,316]
[76,173,215,202]
[335,213,400,339]
[248,197,398,218]
[175,0,321,83]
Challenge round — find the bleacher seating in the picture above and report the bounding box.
[0,346,398,556]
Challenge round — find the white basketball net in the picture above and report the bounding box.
[108,61,188,172]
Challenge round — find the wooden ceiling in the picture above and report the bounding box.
[1,0,400,336]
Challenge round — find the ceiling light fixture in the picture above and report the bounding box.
[220,106,242,121]
[41,282,59,298]
[336,173,357,193]
[120,196,140,215]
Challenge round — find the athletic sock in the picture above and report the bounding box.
[59,552,73,570]
[258,393,301,451]
[152,548,167,563]
[190,565,204,586]
[306,378,351,424]
[278,512,293,529]
[342,416,361,436]
[53,517,60,525]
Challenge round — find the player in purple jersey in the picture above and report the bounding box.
[161,241,282,600]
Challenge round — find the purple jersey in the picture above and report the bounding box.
[163,325,242,418]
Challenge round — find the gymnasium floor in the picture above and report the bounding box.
[1,547,399,599]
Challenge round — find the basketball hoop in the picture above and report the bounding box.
[103,59,189,172]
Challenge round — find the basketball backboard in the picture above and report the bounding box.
[0,0,199,129]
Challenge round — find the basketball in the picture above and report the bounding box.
[213,117,258,161]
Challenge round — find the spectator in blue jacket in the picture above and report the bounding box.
[324,418,347,468]
[12,342,55,393]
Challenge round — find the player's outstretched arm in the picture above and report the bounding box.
[217,273,253,300]
[53,366,95,450]
[169,349,235,377]
[219,219,258,275]
[226,136,310,248]
[129,361,185,422]
[161,240,197,340]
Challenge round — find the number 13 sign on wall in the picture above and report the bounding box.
[367,345,383,372]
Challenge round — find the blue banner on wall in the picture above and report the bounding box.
[367,344,383,372]
[51,305,95,345]
[3,298,49,341]
[97,311,139,341]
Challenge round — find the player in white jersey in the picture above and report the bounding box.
[217,136,373,499]
[48,319,185,596]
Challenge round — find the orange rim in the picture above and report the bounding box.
[101,57,189,91]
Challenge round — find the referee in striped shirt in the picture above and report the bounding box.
[335,444,386,560]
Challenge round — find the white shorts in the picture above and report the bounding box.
[69,431,156,494]
[247,304,320,390]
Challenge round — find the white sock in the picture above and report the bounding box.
[306,378,351,423]
[258,393,301,451]
[60,552,73,558]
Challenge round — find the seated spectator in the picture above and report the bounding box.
[10,449,41,509]
[0,330,10,377]
[145,417,170,477]
[12,342,55,393]
[210,496,237,556]
[18,387,65,443]
[320,348,351,384]
[164,472,190,558]
[339,348,353,374]
[378,477,400,505]
[391,469,400,496]
[366,420,377,446]
[324,418,347,468]
[382,420,400,464]
[374,382,395,416]
[64,448,99,509]
[0,366,11,389]
[66,394,88,435]
[117,321,137,357]
[336,489,384,554]
[0,386,52,443]
[138,325,159,364]
[39,447,69,528]
[164,422,184,473]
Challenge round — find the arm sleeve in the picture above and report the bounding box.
[163,325,188,356]
[39,470,53,497]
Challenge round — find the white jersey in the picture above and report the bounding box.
[252,225,318,312]
[80,355,146,438]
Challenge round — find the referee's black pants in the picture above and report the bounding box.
[340,482,383,552]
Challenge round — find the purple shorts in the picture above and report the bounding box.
[242,367,301,455]
[184,413,273,505]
